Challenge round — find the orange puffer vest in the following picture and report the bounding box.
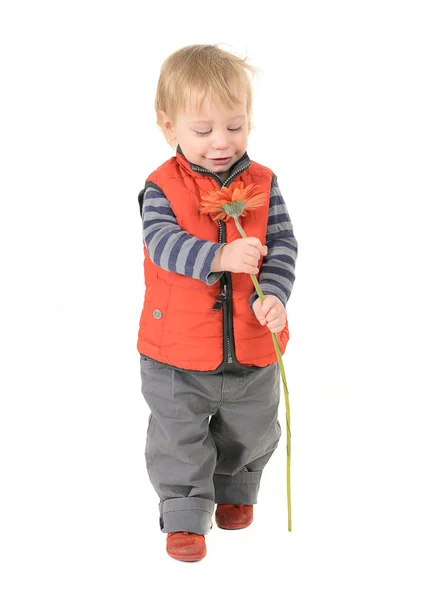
[137,148,289,371]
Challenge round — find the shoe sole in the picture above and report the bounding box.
[215,520,253,530]
[166,549,207,561]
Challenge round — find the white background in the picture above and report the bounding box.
[1,0,431,598]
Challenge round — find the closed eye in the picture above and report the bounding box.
[195,126,244,137]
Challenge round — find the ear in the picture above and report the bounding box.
[158,110,177,142]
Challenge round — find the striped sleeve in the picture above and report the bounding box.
[142,185,227,285]
[248,177,298,310]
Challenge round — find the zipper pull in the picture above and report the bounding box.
[212,285,227,311]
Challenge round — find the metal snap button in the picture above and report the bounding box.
[153,309,162,319]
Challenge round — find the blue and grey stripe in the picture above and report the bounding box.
[142,186,226,285]
[248,178,298,310]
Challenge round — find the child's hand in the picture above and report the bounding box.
[252,295,286,333]
[215,237,267,274]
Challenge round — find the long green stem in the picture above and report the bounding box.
[234,217,292,532]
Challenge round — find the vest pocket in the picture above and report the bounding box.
[140,278,171,348]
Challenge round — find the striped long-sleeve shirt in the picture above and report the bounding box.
[142,175,298,311]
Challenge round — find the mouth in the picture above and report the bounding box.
[209,156,232,165]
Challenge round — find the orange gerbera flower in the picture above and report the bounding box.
[200,181,266,222]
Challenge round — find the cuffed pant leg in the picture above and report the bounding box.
[213,471,262,505]
[159,498,215,534]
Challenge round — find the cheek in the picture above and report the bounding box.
[195,138,209,154]
[236,133,248,150]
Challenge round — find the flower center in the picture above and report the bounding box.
[222,201,246,218]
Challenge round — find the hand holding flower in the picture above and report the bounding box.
[252,295,286,333]
[213,238,268,274]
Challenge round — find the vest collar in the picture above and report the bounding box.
[175,144,252,186]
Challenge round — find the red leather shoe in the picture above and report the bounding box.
[215,504,253,530]
[166,531,207,562]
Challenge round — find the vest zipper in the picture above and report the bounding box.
[219,221,233,364]
[211,282,232,362]
[192,161,251,366]
[212,286,227,311]
[212,220,233,363]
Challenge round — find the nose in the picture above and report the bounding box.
[211,130,229,150]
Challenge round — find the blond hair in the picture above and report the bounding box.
[155,44,259,149]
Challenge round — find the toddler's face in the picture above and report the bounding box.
[165,93,249,180]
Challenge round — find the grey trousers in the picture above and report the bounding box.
[139,355,281,534]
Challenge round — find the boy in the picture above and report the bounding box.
[137,44,298,561]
